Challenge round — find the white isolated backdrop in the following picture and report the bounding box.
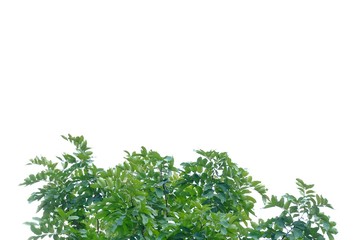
[1,1,359,239]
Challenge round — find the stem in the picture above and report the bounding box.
[96,219,100,234]
[163,183,168,217]
[160,163,169,218]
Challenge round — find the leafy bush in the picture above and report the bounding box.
[21,135,337,239]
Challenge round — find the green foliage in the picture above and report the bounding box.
[248,179,337,240]
[21,135,337,239]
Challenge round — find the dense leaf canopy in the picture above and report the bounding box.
[21,135,337,239]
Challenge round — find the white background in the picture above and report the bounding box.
[1,1,359,239]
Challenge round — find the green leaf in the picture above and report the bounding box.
[141,214,148,225]
[216,192,226,203]
[293,227,303,238]
[203,189,214,198]
[30,225,42,235]
[275,217,285,228]
[68,216,79,220]
[155,188,163,198]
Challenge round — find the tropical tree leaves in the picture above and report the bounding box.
[22,135,337,239]
[250,179,337,240]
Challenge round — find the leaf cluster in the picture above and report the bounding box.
[21,135,337,239]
